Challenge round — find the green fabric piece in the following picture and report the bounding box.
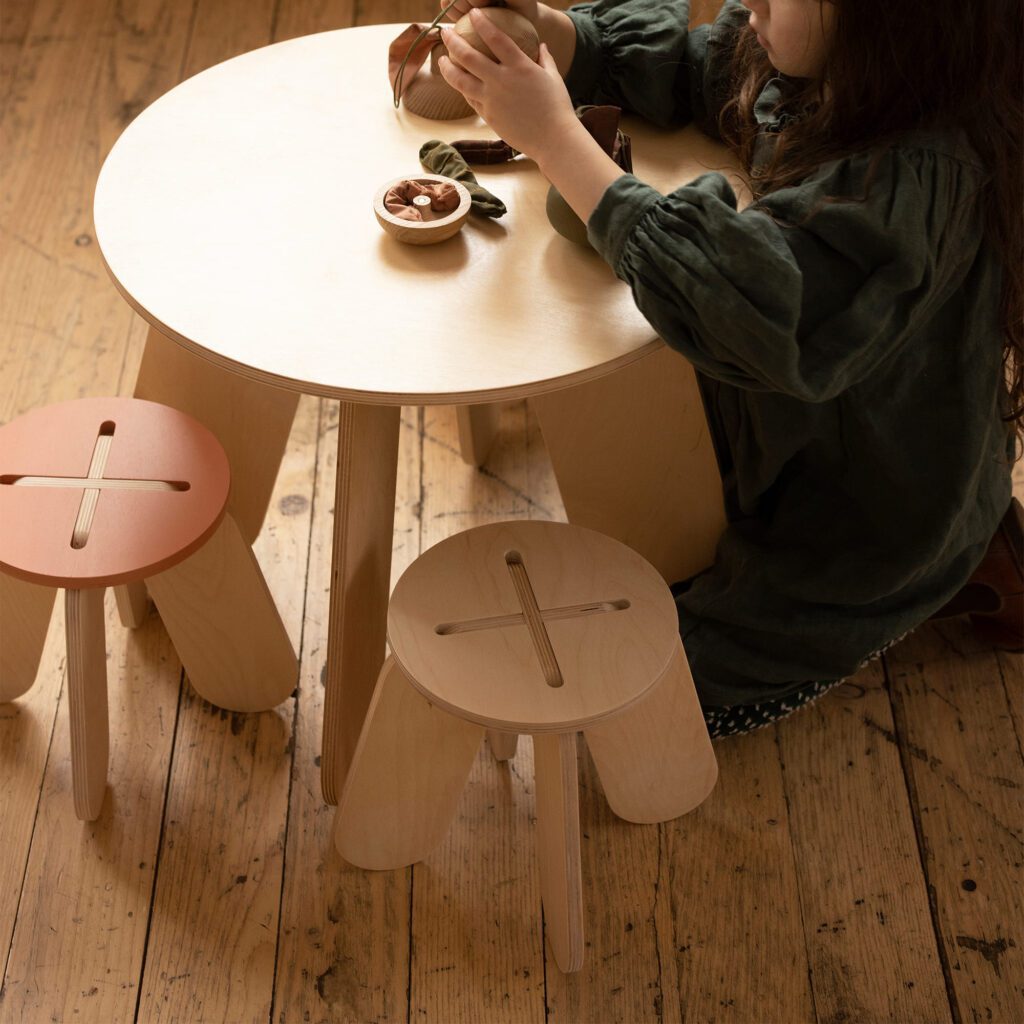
[419,140,507,218]
[565,0,1012,707]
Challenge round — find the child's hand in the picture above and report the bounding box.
[439,9,577,164]
[440,0,540,27]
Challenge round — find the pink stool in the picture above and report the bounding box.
[0,397,297,819]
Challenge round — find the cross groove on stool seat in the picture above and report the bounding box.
[0,396,228,587]
[0,397,298,821]
[387,520,682,733]
[335,520,718,974]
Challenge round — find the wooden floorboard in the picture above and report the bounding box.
[1,1,1022,1023]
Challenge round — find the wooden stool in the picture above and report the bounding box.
[0,397,298,820]
[333,520,717,973]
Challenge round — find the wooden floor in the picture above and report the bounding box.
[1,1,1022,1022]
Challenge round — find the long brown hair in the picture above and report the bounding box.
[720,0,1024,446]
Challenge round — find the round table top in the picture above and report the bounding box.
[94,23,739,405]
[0,398,229,588]
[387,521,680,732]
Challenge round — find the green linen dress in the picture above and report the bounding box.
[564,0,1013,707]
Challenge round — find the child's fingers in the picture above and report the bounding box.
[538,41,558,74]
[439,0,478,23]
[441,26,496,78]
[437,53,481,101]
[467,7,531,65]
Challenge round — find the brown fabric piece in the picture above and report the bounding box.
[419,140,507,217]
[389,23,439,102]
[577,105,632,170]
[546,105,632,247]
[450,139,521,165]
[384,179,461,222]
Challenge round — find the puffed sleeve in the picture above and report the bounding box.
[564,0,749,130]
[586,145,988,401]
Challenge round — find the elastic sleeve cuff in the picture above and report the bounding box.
[585,175,665,271]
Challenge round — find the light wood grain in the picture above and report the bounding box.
[487,728,519,760]
[65,587,108,820]
[545,739,681,1021]
[534,731,585,973]
[321,400,402,803]
[133,324,299,545]
[409,401,548,1023]
[777,662,953,1022]
[0,572,55,701]
[273,398,414,1024]
[112,579,150,628]
[0,590,183,1024]
[146,512,297,712]
[667,725,817,1021]
[0,1,196,1018]
[93,24,743,404]
[136,381,317,1024]
[388,520,680,732]
[584,644,717,823]
[887,621,1024,1023]
[533,343,726,585]
[335,655,484,868]
[3,3,1017,1022]
[456,402,503,467]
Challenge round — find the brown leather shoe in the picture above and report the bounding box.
[931,497,1024,651]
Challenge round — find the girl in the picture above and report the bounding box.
[437,0,1023,736]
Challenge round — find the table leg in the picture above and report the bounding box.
[532,345,726,585]
[113,580,151,629]
[146,512,297,712]
[321,402,402,805]
[455,403,502,467]
[0,573,56,702]
[134,324,299,545]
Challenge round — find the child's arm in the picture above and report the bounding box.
[440,13,621,226]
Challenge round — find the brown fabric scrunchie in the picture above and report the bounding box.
[384,179,461,222]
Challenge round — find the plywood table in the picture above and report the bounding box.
[92,24,732,803]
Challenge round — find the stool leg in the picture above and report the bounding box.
[533,732,585,973]
[0,573,56,702]
[583,642,717,824]
[334,656,483,870]
[487,729,519,762]
[146,512,297,712]
[113,580,151,629]
[65,588,108,821]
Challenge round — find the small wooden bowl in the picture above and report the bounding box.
[373,173,472,245]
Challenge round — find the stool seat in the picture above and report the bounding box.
[336,519,718,974]
[388,521,680,732]
[0,396,228,588]
[0,396,298,821]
